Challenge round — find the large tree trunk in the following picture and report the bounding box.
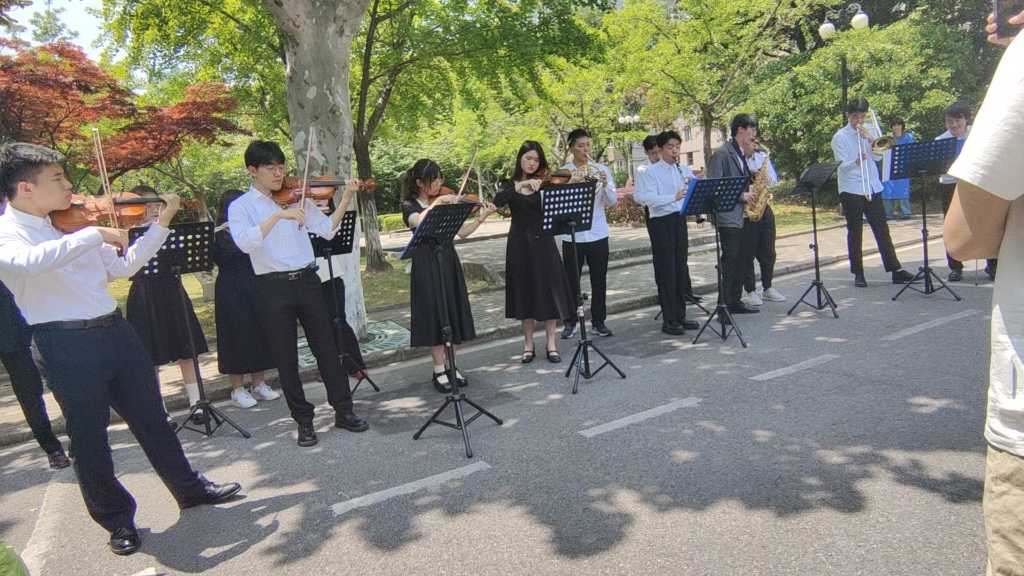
[261,0,372,337]
[701,107,715,163]
[352,134,392,272]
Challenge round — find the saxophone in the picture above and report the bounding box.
[743,145,773,222]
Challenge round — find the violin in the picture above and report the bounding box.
[541,169,572,187]
[272,175,377,208]
[51,193,201,233]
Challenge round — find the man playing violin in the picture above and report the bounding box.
[228,140,369,448]
[0,142,242,556]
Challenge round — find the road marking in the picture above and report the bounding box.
[330,461,491,516]
[750,354,840,381]
[578,397,702,438]
[21,476,74,576]
[881,309,979,341]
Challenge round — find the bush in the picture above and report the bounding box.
[377,213,406,233]
[606,191,646,225]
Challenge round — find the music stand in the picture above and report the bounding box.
[130,221,251,439]
[684,176,751,347]
[404,202,503,458]
[541,182,626,394]
[889,138,961,301]
[787,161,842,317]
[309,211,380,392]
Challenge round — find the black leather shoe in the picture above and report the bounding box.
[335,411,369,432]
[681,319,700,331]
[190,407,208,425]
[947,269,963,282]
[593,323,613,337]
[456,375,469,388]
[109,525,141,556]
[561,322,578,339]
[854,273,868,287]
[985,266,996,281]
[661,322,685,336]
[892,269,915,284]
[47,450,71,470]
[431,372,452,393]
[179,482,243,510]
[727,303,760,314]
[297,425,318,447]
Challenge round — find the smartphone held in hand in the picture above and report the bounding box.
[994,0,1024,38]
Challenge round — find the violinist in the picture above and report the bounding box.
[0,142,241,556]
[227,140,368,447]
[401,159,496,392]
[494,142,575,364]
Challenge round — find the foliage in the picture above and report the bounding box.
[0,0,29,29]
[29,0,78,43]
[605,191,645,225]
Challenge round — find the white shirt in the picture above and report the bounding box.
[936,126,972,184]
[832,123,883,196]
[948,33,1024,457]
[745,151,778,188]
[0,206,169,324]
[228,186,341,275]
[559,160,617,242]
[634,159,695,218]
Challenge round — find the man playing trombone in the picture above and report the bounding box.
[831,97,915,287]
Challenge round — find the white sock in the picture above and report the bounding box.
[454,369,465,380]
[184,383,200,406]
[434,364,448,384]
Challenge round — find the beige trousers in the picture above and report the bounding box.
[985,444,1024,576]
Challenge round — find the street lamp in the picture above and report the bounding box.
[818,3,871,122]
[617,114,642,181]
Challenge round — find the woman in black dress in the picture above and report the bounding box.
[212,190,281,409]
[401,159,496,392]
[494,141,575,364]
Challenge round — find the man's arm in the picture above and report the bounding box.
[0,229,103,277]
[100,224,171,278]
[944,181,1011,261]
[832,133,860,176]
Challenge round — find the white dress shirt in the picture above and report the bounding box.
[832,123,883,196]
[0,205,169,324]
[745,151,778,187]
[228,186,341,275]
[936,126,972,184]
[559,161,617,242]
[634,159,695,218]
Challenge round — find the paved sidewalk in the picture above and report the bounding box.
[0,216,948,447]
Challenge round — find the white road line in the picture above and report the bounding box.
[578,397,702,438]
[20,476,74,576]
[881,309,979,341]
[750,354,840,381]
[330,461,491,516]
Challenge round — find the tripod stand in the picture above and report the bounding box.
[131,222,251,439]
[788,162,841,317]
[405,203,502,458]
[891,193,960,301]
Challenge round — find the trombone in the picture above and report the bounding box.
[854,108,895,201]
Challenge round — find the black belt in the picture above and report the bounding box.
[261,264,319,281]
[33,310,121,331]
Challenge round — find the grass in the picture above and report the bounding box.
[108,274,216,337]
[770,199,843,235]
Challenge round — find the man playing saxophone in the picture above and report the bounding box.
[739,139,786,307]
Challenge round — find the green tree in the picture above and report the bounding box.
[29,0,79,43]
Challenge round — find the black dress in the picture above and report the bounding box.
[212,228,276,375]
[126,269,210,366]
[493,180,575,321]
[401,199,476,348]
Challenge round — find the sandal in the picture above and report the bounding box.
[522,349,535,364]
[546,349,561,363]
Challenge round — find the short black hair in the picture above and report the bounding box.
[944,101,972,122]
[567,129,590,148]
[217,189,245,225]
[244,141,286,169]
[129,184,159,197]
[642,135,659,152]
[846,97,870,114]
[891,117,906,129]
[730,113,759,138]
[0,143,65,202]
[656,130,681,148]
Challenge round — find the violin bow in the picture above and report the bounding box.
[299,124,315,208]
[91,128,119,229]
[456,145,480,198]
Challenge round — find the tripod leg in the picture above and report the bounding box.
[788,282,817,315]
[572,348,585,394]
[927,268,962,301]
[564,341,584,378]
[819,283,839,318]
[413,397,454,440]
[692,307,721,344]
[891,268,926,301]
[205,404,251,438]
[719,308,748,348]
[587,342,626,378]
[451,397,473,458]
[460,396,504,425]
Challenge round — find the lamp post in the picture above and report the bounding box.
[818,3,870,123]
[617,113,642,181]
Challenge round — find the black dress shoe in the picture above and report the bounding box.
[335,411,369,432]
[593,323,613,337]
[431,372,452,394]
[854,273,868,287]
[179,482,244,510]
[892,269,915,284]
[296,425,318,447]
[109,525,141,556]
[947,269,963,282]
[985,266,996,281]
[681,319,700,331]
[47,450,71,470]
[661,321,685,336]
[727,303,760,314]
[455,372,469,388]
[190,407,209,425]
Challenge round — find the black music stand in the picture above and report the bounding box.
[685,177,751,347]
[541,182,626,394]
[309,211,379,392]
[787,161,842,317]
[889,138,961,301]
[405,202,503,458]
[130,222,251,439]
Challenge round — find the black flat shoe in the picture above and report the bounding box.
[109,525,141,556]
[296,425,318,447]
[546,349,561,363]
[522,349,535,364]
[947,269,963,282]
[892,269,915,284]
[179,482,243,510]
[661,321,685,336]
[190,408,208,425]
[456,374,469,388]
[335,411,369,432]
[727,303,760,314]
[854,273,868,287]
[47,450,71,470]
[681,319,700,331]
[432,372,452,394]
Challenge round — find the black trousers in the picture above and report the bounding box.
[562,237,610,325]
[647,213,690,323]
[321,276,366,372]
[1,347,62,454]
[941,183,998,273]
[720,223,756,306]
[32,317,207,533]
[744,204,777,292]
[839,192,902,274]
[256,273,354,426]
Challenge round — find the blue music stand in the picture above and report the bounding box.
[681,176,750,347]
[889,138,961,301]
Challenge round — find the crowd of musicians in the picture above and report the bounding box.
[0,96,984,556]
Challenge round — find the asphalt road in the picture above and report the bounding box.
[0,239,992,575]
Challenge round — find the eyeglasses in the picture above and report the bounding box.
[261,165,286,175]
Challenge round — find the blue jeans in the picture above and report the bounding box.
[883,198,911,219]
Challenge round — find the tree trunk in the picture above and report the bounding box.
[352,134,392,273]
[701,107,715,163]
[261,0,372,337]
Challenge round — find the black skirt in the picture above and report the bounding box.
[212,229,275,375]
[126,274,210,366]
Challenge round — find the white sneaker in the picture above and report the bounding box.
[250,381,281,401]
[231,387,258,408]
[761,287,787,302]
[741,290,763,306]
